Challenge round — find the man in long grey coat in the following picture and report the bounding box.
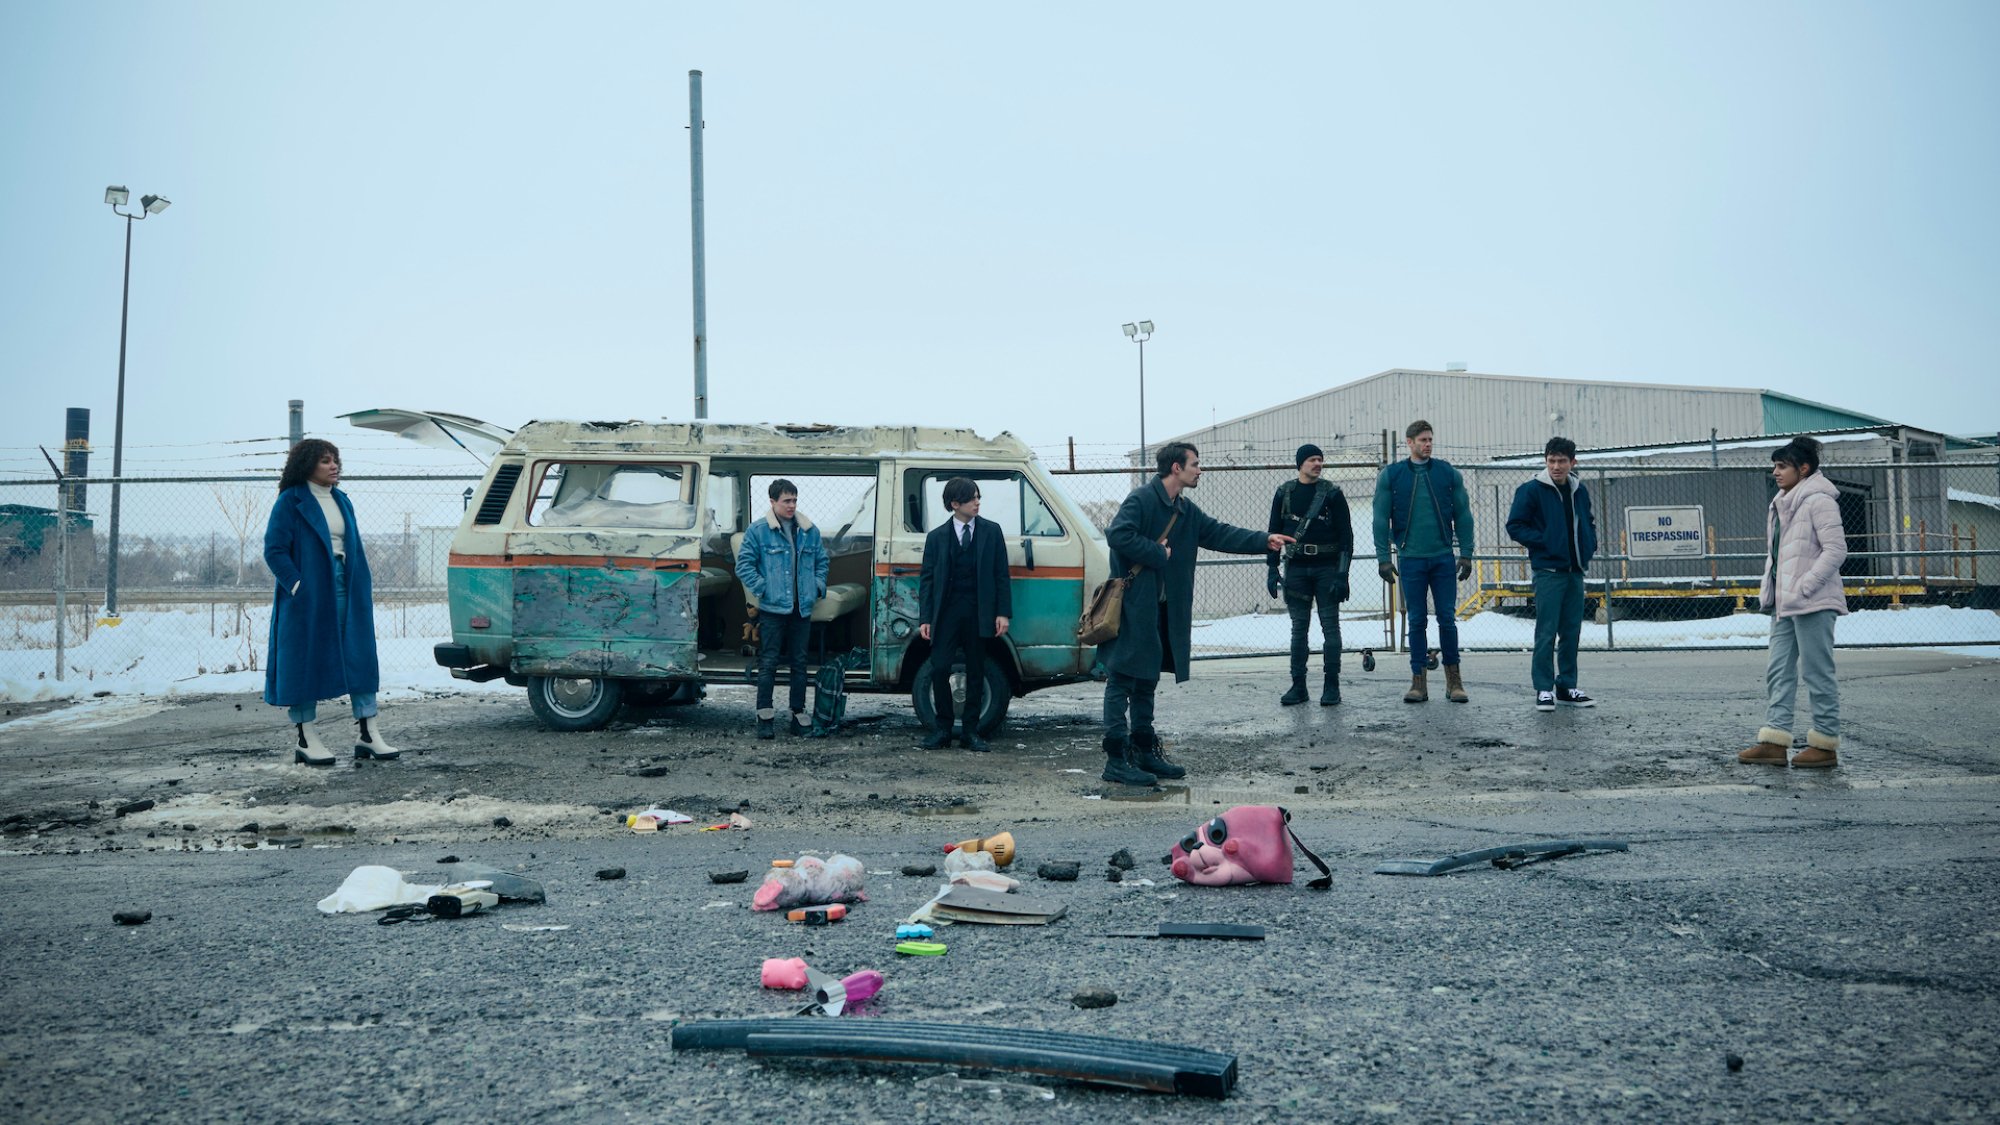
[1100,442,1293,786]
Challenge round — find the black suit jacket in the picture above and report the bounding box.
[918,515,1013,636]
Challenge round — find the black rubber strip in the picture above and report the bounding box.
[671,1018,1236,1098]
[1373,838,1630,876]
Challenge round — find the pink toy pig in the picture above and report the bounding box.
[1171,806,1298,886]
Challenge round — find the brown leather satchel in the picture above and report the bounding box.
[1077,512,1177,646]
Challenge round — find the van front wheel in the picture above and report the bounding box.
[527,675,624,732]
[909,657,1011,736]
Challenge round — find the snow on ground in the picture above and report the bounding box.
[0,602,507,705]
[7,601,1996,711]
[1189,605,2000,653]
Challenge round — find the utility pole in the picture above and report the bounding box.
[689,69,709,420]
[289,400,304,448]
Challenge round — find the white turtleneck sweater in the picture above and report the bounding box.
[309,482,346,560]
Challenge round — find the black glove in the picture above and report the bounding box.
[1332,577,1350,603]
[1377,561,1396,584]
[1266,569,1281,599]
[1456,557,1473,582]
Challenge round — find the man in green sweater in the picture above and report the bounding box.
[1371,420,1476,702]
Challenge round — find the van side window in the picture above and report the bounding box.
[902,470,1066,538]
[529,462,699,529]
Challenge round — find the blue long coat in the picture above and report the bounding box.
[262,485,380,706]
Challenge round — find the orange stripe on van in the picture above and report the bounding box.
[448,553,697,571]
[872,562,1084,580]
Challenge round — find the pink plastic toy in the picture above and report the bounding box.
[1171,806,1298,886]
[761,957,810,989]
[752,853,868,912]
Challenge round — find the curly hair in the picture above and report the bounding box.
[279,439,342,491]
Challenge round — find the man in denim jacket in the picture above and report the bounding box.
[735,478,830,739]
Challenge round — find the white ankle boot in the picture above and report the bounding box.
[293,723,336,766]
[354,716,402,760]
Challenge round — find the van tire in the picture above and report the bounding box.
[909,657,1011,736]
[527,675,624,732]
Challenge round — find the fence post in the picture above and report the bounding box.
[1918,520,1927,582]
[1601,468,1615,651]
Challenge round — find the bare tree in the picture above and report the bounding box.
[211,485,265,587]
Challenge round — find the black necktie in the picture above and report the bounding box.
[959,522,970,548]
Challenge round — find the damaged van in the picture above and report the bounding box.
[414,419,1108,732]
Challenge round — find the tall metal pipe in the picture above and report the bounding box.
[289,399,304,447]
[63,408,89,516]
[689,69,708,420]
[106,215,133,619]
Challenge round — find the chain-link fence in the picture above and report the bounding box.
[0,474,479,690]
[4,452,1996,693]
[1044,451,2000,658]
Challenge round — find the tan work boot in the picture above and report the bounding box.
[1792,730,1839,769]
[1403,672,1428,704]
[1737,726,1790,765]
[1444,664,1469,703]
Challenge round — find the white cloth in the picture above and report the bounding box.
[309,482,346,559]
[316,865,442,914]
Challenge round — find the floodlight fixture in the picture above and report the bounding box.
[105,185,130,206]
[141,194,170,214]
[1122,322,1138,338]
[1138,320,1154,335]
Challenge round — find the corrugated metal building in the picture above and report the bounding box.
[1144,368,1902,618]
[1157,367,1891,467]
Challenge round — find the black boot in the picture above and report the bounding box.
[1100,734,1157,787]
[1280,678,1309,706]
[1129,731,1186,780]
[756,714,776,740]
[960,724,990,752]
[919,725,952,750]
[1320,672,1341,706]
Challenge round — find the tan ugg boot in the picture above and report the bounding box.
[1403,672,1428,704]
[1792,730,1839,769]
[1737,726,1790,765]
[1444,664,1469,703]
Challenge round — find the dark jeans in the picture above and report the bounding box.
[1531,569,1585,692]
[755,609,811,716]
[929,605,985,732]
[1101,672,1158,743]
[1283,562,1344,681]
[1398,553,1460,674]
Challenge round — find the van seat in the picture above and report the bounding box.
[810,582,868,623]
[697,568,734,597]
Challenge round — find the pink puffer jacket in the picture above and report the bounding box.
[1759,471,1849,618]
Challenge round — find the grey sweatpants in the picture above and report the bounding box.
[1766,609,1840,737]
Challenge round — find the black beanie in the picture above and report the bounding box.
[1295,443,1324,467]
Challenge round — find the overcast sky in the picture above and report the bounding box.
[2,1,1995,482]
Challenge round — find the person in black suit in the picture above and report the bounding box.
[917,477,1013,751]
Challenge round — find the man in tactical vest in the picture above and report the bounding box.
[1266,444,1354,705]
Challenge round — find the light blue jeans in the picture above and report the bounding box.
[1766,609,1839,737]
[287,554,378,724]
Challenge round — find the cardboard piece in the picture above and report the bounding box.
[928,886,1067,925]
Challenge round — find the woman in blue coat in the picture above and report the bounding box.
[263,439,399,765]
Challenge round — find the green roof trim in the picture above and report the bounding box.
[1760,391,1890,435]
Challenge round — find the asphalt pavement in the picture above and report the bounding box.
[2,649,1997,1122]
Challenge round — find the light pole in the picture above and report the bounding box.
[1121,320,1154,460]
[101,185,170,622]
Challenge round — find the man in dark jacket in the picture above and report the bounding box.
[1266,444,1353,706]
[1101,442,1293,785]
[916,477,1013,751]
[1505,436,1599,712]
[1371,420,1477,703]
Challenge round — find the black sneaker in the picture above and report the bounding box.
[1557,688,1595,708]
[1535,691,1556,713]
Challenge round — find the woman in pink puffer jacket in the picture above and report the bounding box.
[1738,437,1849,768]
